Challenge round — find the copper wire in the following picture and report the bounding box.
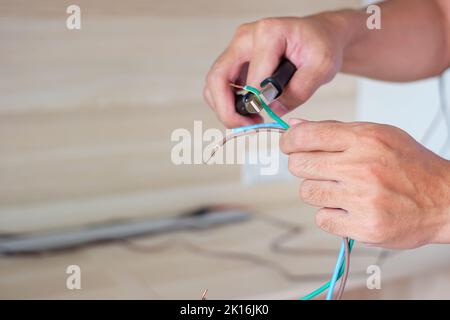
[229,83,245,90]
[203,127,286,164]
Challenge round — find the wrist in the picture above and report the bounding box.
[319,9,368,52]
[432,160,450,244]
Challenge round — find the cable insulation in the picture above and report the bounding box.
[242,85,289,129]
[227,90,355,300]
[326,239,346,300]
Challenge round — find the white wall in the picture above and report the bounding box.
[357,72,450,159]
[358,1,450,160]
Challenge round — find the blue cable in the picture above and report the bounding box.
[232,117,354,300]
[326,239,346,300]
[231,122,284,134]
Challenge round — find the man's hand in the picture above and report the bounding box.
[280,119,450,249]
[203,14,351,128]
[204,1,450,129]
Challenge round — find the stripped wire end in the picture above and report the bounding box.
[202,144,222,165]
[229,83,244,90]
[201,289,208,300]
[202,127,286,165]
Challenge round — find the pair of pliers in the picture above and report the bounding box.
[234,59,297,116]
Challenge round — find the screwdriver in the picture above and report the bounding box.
[235,59,297,116]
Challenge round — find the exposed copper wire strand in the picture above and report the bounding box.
[203,127,286,164]
[229,83,245,90]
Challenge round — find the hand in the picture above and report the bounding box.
[203,14,352,128]
[280,119,450,249]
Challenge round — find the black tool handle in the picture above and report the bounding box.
[260,58,297,99]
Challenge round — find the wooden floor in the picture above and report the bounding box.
[1,0,450,299]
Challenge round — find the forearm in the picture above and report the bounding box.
[329,0,450,81]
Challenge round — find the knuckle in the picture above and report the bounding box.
[288,154,310,178]
[279,133,291,154]
[282,128,301,154]
[299,180,322,203]
[255,18,280,33]
[295,89,312,105]
[316,46,335,76]
[235,22,251,38]
[357,123,390,148]
[362,162,383,182]
[210,59,226,78]
[287,155,298,174]
[202,87,210,102]
[299,180,312,200]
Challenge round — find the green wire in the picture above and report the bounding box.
[243,85,289,129]
[242,85,354,300]
[300,239,354,300]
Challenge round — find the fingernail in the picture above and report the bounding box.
[288,118,308,126]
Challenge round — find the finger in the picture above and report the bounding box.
[288,152,343,181]
[277,64,325,110]
[268,100,289,118]
[288,118,308,126]
[208,52,262,128]
[246,22,287,88]
[203,86,214,111]
[315,208,352,238]
[280,120,354,153]
[300,180,347,208]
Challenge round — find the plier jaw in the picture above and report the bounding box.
[234,82,279,115]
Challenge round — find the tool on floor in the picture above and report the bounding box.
[0,207,251,255]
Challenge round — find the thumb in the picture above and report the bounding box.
[287,118,308,127]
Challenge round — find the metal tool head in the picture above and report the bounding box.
[235,82,280,114]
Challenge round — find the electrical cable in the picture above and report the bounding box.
[203,126,286,165]
[231,122,284,134]
[242,85,290,129]
[216,92,354,299]
[120,212,372,287]
[336,237,351,300]
[298,240,354,300]
[269,226,374,258]
[236,87,356,300]
[120,217,340,283]
[326,239,346,300]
